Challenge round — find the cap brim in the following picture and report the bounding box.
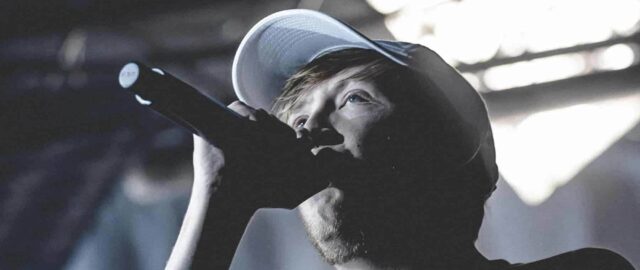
[232,9,407,111]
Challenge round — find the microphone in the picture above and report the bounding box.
[118,62,249,144]
[118,62,327,206]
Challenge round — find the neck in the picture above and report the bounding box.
[333,244,488,270]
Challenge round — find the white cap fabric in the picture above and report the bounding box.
[232,9,498,187]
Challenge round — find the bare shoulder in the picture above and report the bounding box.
[510,248,635,270]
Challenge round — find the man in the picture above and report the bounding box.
[166,10,634,270]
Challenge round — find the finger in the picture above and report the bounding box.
[192,135,222,162]
[227,100,257,120]
[295,128,314,149]
[192,134,207,155]
[254,109,282,127]
[192,135,211,167]
[296,128,310,140]
[253,108,269,121]
[254,109,299,138]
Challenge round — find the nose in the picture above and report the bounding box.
[297,113,343,147]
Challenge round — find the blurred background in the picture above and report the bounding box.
[1,0,639,269]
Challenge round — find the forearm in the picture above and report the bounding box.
[165,175,213,270]
[166,171,259,270]
[191,172,258,270]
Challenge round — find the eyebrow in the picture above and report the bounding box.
[335,79,350,92]
[288,97,306,117]
[286,79,352,121]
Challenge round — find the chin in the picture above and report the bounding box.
[297,187,365,265]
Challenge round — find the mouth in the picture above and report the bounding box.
[311,144,348,156]
[313,146,355,169]
[312,147,380,196]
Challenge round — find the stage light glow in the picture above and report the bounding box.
[368,0,449,15]
[492,94,640,205]
[418,34,458,65]
[483,53,586,90]
[528,54,586,83]
[606,0,640,35]
[594,43,637,71]
[383,8,424,42]
[366,0,412,14]
[377,0,640,69]
[432,0,501,64]
[461,72,482,90]
[523,0,612,53]
[499,33,527,57]
[483,62,531,90]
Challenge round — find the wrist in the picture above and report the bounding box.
[189,177,259,270]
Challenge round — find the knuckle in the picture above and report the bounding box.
[228,100,256,119]
[228,100,244,108]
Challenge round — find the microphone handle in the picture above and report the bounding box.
[118,62,327,207]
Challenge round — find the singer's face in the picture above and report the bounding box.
[285,65,420,265]
[284,66,396,160]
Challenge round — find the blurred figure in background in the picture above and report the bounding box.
[65,128,192,270]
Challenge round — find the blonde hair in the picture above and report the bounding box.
[271,48,402,121]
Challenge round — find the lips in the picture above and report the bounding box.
[311,144,348,156]
[311,147,380,197]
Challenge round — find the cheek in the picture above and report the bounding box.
[342,110,375,120]
[357,118,405,161]
[337,124,367,159]
[335,111,392,159]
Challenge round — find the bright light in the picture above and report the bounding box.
[418,34,458,65]
[461,72,482,90]
[432,0,502,64]
[492,94,640,205]
[605,0,640,35]
[369,0,450,15]
[384,8,425,42]
[376,0,640,65]
[594,44,637,71]
[483,53,586,90]
[528,54,586,83]
[483,62,532,90]
[366,0,412,14]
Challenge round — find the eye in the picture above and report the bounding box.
[346,93,368,103]
[293,117,307,128]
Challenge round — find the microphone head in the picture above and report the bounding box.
[119,62,140,89]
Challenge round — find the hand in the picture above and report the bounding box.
[192,134,224,192]
[173,101,358,269]
[192,100,325,209]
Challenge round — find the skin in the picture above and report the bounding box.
[285,67,396,159]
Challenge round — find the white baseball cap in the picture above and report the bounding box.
[232,9,498,189]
